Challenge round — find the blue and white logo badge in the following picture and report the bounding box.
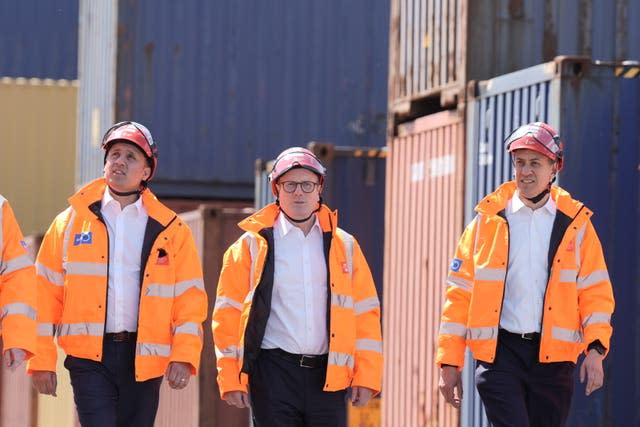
[450,258,462,272]
[73,231,93,246]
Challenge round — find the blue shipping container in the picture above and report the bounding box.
[0,0,78,79]
[465,56,640,427]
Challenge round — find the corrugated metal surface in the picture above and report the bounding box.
[382,110,464,427]
[466,56,640,427]
[76,0,118,189]
[109,0,389,199]
[0,358,34,427]
[0,0,78,80]
[255,144,386,299]
[389,0,640,113]
[0,77,78,236]
[164,205,252,427]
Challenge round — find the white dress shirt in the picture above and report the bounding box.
[101,190,148,333]
[261,213,328,355]
[500,191,556,334]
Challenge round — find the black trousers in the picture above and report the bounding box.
[64,337,163,427]
[475,329,575,427]
[249,349,347,427]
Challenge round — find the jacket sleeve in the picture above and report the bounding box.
[0,200,37,358]
[436,215,478,369]
[350,237,383,394]
[577,219,615,355]
[169,221,208,374]
[27,209,70,373]
[212,235,252,397]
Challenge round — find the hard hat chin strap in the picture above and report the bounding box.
[107,181,147,198]
[524,186,550,204]
[275,197,323,224]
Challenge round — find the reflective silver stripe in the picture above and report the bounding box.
[36,262,64,286]
[62,208,77,263]
[577,270,610,290]
[446,275,473,291]
[240,233,259,290]
[1,254,33,275]
[136,342,171,357]
[582,312,611,327]
[145,284,173,298]
[175,279,205,296]
[173,321,202,337]
[57,322,104,337]
[354,296,380,315]
[244,288,255,304]
[64,262,107,277]
[37,323,56,337]
[328,351,354,369]
[552,326,582,343]
[558,269,577,283]
[336,228,354,280]
[214,296,243,311]
[467,326,498,340]
[474,267,505,281]
[439,322,467,337]
[356,338,383,354]
[215,345,242,360]
[331,293,354,310]
[574,223,586,268]
[1,302,36,320]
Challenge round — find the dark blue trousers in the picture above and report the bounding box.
[475,329,575,427]
[64,337,163,427]
[249,349,347,427]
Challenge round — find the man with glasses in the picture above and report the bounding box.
[29,121,207,427]
[436,122,614,426]
[213,147,383,426]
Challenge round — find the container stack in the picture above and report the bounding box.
[384,1,640,427]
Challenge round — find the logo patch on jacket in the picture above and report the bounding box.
[566,239,575,252]
[20,240,29,250]
[73,232,93,246]
[341,262,349,274]
[450,258,462,272]
[156,248,169,265]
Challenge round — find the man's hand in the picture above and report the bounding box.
[351,386,374,407]
[439,365,463,408]
[32,370,58,396]
[224,391,250,408]
[3,348,26,371]
[580,349,604,396]
[165,361,192,390]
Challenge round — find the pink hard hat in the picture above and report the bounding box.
[268,147,326,197]
[505,122,564,171]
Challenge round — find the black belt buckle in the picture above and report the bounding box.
[299,355,316,368]
[520,332,539,340]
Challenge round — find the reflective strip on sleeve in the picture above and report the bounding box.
[0,302,36,320]
[214,296,243,311]
[356,338,382,354]
[57,322,104,337]
[354,296,380,315]
[582,312,612,327]
[331,293,354,310]
[474,267,505,281]
[467,326,498,341]
[439,322,467,337]
[36,262,64,286]
[328,351,354,369]
[446,275,473,291]
[61,209,77,263]
[145,284,173,298]
[173,321,202,338]
[240,233,259,290]
[577,270,610,290]
[1,254,33,275]
[175,279,205,296]
[243,288,255,304]
[574,224,586,268]
[37,323,56,337]
[336,228,354,280]
[215,345,242,360]
[64,262,107,277]
[136,342,171,357]
[558,269,577,283]
[552,326,583,343]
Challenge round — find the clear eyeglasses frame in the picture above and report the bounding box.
[278,181,320,193]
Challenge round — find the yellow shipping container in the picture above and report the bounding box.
[0,77,77,236]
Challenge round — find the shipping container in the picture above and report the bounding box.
[153,205,252,427]
[388,0,640,122]
[464,56,640,427]
[0,77,78,236]
[255,143,387,300]
[382,110,464,427]
[0,0,79,80]
[78,0,390,199]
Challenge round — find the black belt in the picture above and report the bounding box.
[263,348,328,369]
[104,331,137,342]
[499,329,540,341]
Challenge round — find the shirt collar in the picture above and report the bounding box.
[510,190,557,216]
[101,188,145,215]
[275,212,321,237]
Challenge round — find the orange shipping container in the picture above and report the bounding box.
[383,110,464,427]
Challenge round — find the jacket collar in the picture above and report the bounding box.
[238,203,338,234]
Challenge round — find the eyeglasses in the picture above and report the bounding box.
[278,181,320,193]
[505,123,561,156]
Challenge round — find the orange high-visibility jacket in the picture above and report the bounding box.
[27,179,207,380]
[0,196,37,356]
[437,182,614,368]
[213,203,383,397]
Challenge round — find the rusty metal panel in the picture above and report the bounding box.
[0,77,78,236]
[383,110,464,427]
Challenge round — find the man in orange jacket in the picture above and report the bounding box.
[213,147,383,427]
[29,122,207,427]
[0,196,37,371]
[437,122,615,427]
